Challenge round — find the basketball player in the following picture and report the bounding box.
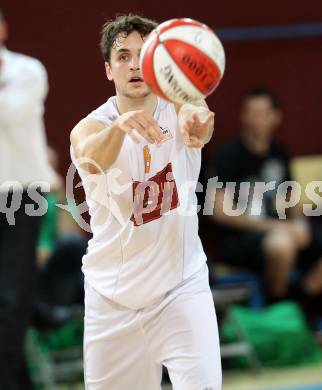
[70,14,221,390]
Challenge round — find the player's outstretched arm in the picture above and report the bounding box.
[176,101,215,148]
[70,119,125,174]
[70,110,163,174]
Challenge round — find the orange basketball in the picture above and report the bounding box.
[140,18,225,104]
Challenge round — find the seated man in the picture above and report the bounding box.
[211,87,322,304]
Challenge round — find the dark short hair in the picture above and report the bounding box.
[100,14,158,63]
[243,87,281,109]
[0,9,4,21]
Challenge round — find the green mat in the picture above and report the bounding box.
[27,319,84,382]
[222,301,322,367]
[36,319,84,351]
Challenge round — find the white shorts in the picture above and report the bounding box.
[84,264,222,390]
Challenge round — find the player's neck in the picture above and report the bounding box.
[116,94,158,116]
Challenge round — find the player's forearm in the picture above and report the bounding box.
[212,189,277,231]
[212,211,279,232]
[77,124,126,174]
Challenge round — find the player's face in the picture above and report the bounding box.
[105,31,151,99]
[240,96,282,139]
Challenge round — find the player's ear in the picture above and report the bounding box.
[105,62,113,81]
[0,19,8,42]
[273,108,283,127]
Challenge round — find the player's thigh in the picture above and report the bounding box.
[84,282,162,390]
[150,266,222,390]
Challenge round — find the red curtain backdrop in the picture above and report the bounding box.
[2,0,322,175]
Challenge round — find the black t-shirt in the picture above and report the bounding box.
[211,135,292,235]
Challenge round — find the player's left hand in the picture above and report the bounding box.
[178,105,215,148]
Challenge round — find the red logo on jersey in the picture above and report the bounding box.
[130,163,179,226]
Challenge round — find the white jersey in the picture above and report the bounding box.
[72,96,206,309]
[0,48,58,190]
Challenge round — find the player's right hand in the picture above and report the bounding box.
[114,110,164,144]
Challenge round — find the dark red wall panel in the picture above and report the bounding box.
[1,1,322,175]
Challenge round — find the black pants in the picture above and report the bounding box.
[222,221,322,273]
[0,191,43,390]
[37,235,86,306]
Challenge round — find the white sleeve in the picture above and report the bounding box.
[86,111,113,126]
[0,59,48,128]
